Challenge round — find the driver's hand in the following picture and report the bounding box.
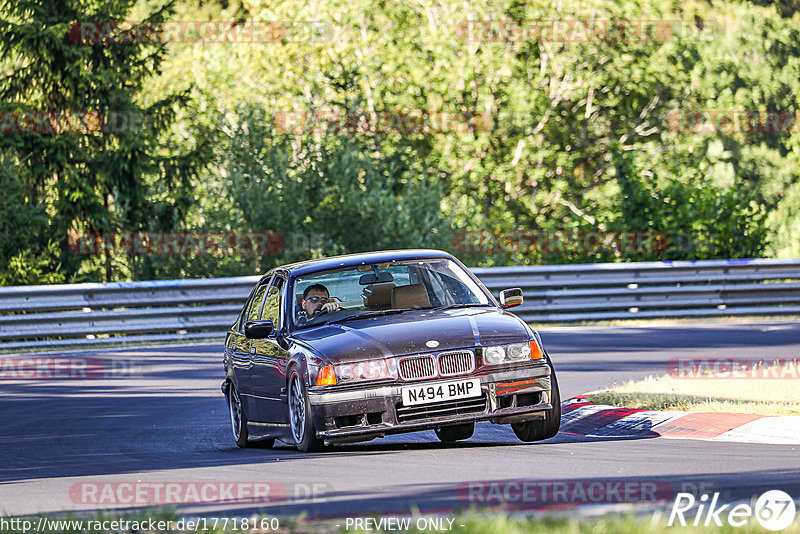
[321,302,340,314]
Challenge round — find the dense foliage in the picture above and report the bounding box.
[1,0,798,283]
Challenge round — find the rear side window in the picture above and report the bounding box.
[242,278,271,326]
[262,277,285,328]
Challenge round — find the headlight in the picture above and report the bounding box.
[483,341,540,365]
[335,359,397,382]
[484,346,506,364]
[506,342,531,361]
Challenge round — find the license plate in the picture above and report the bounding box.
[401,378,481,406]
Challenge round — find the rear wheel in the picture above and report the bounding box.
[435,422,475,442]
[288,369,324,452]
[511,365,561,442]
[228,383,249,448]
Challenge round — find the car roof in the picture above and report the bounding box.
[279,249,457,277]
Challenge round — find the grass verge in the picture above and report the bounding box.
[588,375,800,415]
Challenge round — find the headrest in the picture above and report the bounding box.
[391,284,430,309]
[363,283,396,309]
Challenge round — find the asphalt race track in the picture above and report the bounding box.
[2,321,799,520]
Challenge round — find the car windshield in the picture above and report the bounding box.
[290,258,491,329]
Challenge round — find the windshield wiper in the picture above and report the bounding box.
[327,309,408,324]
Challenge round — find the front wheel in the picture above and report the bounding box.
[435,423,475,442]
[511,365,561,442]
[288,370,324,452]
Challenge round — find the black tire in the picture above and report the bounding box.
[435,422,475,442]
[288,369,324,452]
[511,364,561,442]
[228,383,250,448]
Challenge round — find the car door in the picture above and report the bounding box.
[236,275,272,418]
[249,274,290,423]
[226,285,255,398]
[225,286,253,379]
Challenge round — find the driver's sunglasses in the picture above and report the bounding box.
[305,296,330,304]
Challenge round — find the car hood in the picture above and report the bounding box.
[290,308,530,362]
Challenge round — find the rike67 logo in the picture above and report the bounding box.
[668,490,798,531]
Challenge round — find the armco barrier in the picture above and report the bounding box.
[1,258,799,351]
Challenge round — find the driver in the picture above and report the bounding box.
[297,283,341,324]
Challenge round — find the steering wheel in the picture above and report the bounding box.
[315,307,330,318]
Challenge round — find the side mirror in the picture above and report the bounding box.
[244,320,274,339]
[499,288,523,309]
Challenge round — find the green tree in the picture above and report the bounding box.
[3,0,796,284]
[0,151,65,285]
[612,150,768,261]
[0,0,207,283]
[223,104,451,268]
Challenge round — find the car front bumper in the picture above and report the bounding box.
[307,364,553,442]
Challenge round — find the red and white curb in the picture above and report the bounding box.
[561,396,800,444]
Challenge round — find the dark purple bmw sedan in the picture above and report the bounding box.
[222,249,560,452]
